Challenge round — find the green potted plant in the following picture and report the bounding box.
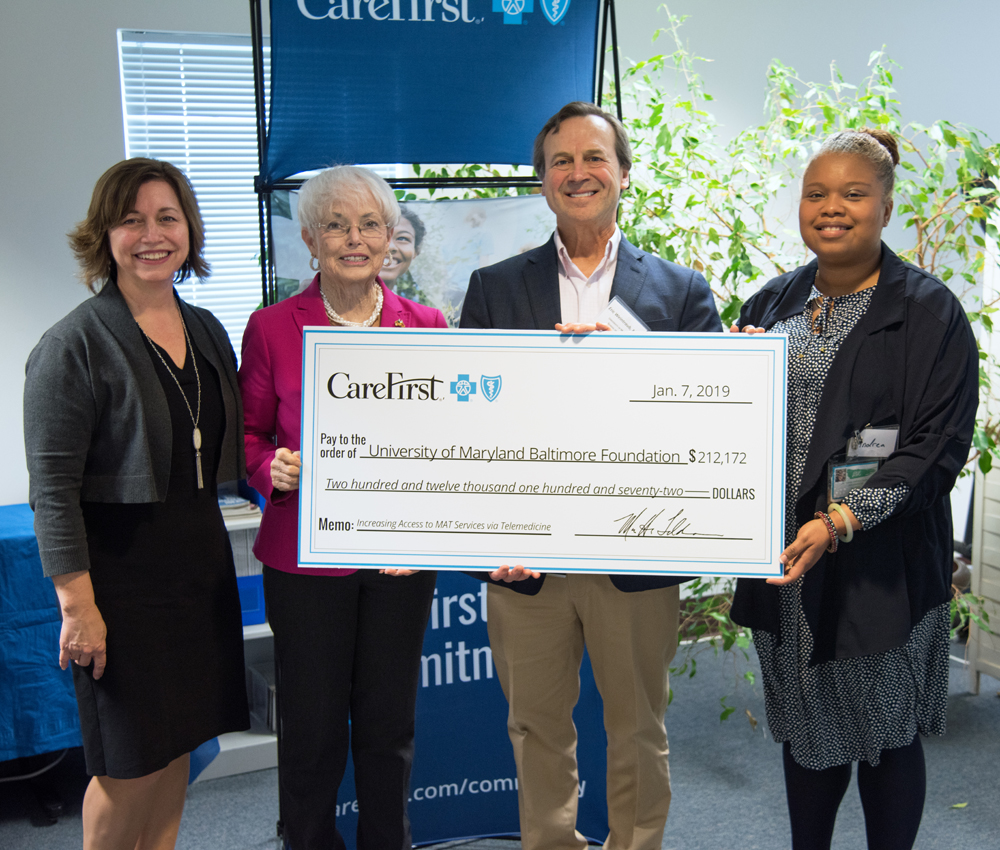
[401,6,998,717]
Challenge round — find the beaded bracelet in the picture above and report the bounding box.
[814,511,839,553]
[827,502,855,543]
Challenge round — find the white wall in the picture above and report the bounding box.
[615,0,1000,143]
[0,1,257,505]
[2,0,996,505]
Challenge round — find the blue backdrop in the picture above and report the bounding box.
[334,571,609,847]
[263,0,601,184]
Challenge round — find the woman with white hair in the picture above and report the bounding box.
[238,166,447,849]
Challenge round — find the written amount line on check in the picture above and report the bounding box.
[325,480,711,498]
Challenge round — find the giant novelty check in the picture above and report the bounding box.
[299,329,787,577]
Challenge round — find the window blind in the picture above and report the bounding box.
[119,31,405,354]
[118,30,269,357]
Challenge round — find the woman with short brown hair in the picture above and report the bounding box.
[25,157,248,850]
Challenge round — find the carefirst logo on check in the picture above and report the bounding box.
[327,371,444,400]
[326,371,503,402]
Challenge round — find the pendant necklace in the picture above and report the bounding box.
[321,284,383,328]
[138,309,204,489]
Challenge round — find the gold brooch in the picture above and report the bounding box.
[394,320,405,327]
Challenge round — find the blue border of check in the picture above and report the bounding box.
[297,328,788,577]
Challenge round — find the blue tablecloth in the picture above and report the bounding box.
[0,502,224,783]
[0,504,81,761]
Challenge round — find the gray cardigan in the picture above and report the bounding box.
[24,281,246,577]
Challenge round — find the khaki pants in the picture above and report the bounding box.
[487,575,680,850]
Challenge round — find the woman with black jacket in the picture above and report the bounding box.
[731,129,978,850]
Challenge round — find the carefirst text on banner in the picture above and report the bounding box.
[297,0,480,23]
[422,585,493,687]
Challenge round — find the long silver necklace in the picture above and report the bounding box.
[138,309,204,489]
[321,283,383,327]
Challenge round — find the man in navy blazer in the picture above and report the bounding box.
[460,103,722,850]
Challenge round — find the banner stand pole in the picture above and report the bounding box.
[608,0,623,121]
[248,18,286,847]
[596,0,624,120]
[250,0,275,309]
[596,0,609,106]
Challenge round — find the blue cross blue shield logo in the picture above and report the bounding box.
[540,0,570,24]
[450,374,477,402]
[480,375,502,402]
[493,0,533,25]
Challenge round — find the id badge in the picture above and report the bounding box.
[595,296,650,333]
[828,455,880,503]
[848,426,899,458]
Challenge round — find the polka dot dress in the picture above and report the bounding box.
[753,283,951,770]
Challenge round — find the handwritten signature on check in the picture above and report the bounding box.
[614,508,723,539]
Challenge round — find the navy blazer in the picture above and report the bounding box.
[730,245,978,663]
[460,233,723,594]
[462,234,723,335]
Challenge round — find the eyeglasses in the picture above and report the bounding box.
[317,220,388,240]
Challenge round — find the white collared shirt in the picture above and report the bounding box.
[554,225,621,325]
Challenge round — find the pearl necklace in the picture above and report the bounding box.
[137,308,205,489]
[321,284,383,328]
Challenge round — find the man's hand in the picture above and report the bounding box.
[555,322,611,334]
[488,565,543,582]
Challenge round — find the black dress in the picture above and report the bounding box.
[74,335,249,779]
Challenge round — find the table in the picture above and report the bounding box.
[0,504,81,762]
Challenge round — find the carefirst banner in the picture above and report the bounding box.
[332,571,609,848]
[263,0,601,184]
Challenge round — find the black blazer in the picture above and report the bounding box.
[460,233,723,594]
[730,245,978,663]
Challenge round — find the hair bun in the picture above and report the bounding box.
[860,127,900,167]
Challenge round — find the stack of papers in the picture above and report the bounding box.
[218,494,261,518]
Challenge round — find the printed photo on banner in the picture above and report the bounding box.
[270,193,556,326]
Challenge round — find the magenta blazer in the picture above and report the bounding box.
[239,276,448,575]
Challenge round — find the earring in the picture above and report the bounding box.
[309,255,319,272]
